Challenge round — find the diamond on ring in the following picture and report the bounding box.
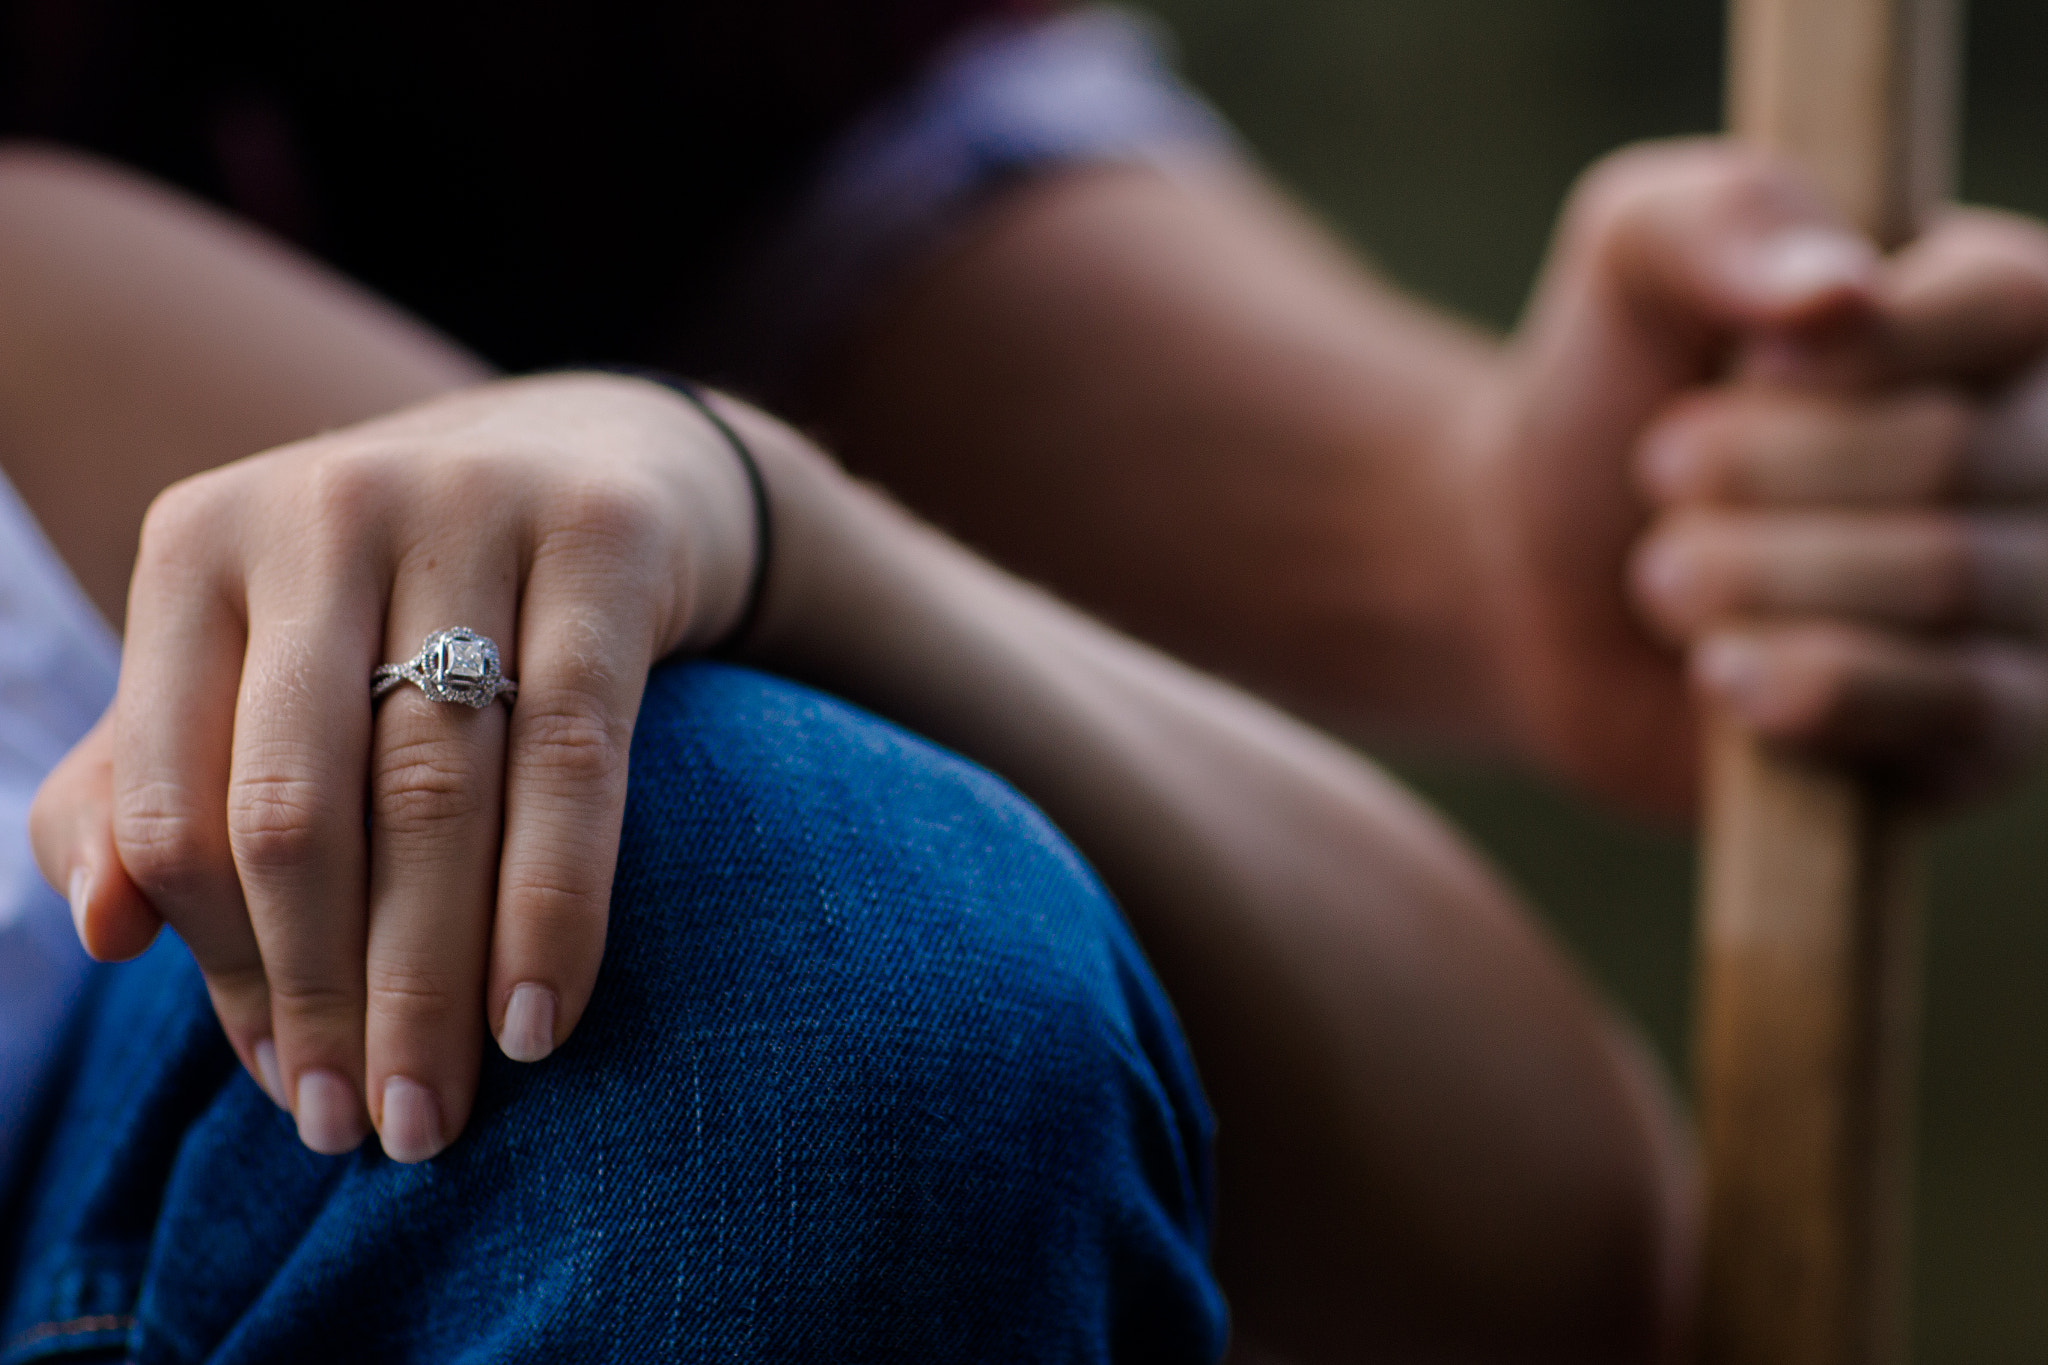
[372,627,518,709]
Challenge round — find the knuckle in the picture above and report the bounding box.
[1686,408,1753,492]
[1954,208,2048,291]
[421,446,508,510]
[539,479,667,564]
[113,782,225,903]
[203,958,273,1008]
[372,737,492,836]
[300,446,401,534]
[511,698,627,794]
[1641,394,1737,502]
[136,476,225,571]
[1572,139,1784,246]
[23,787,60,871]
[1914,212,2048,367]
[1567,145,1665,244]
[366,957,467,1026]
[226,768,335,874]
[263,969,360,1024]
[501,873,607,936]
[1572,141,1690,217]
[1677,514,1747,596]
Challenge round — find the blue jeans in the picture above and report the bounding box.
[1,664,1225,1363]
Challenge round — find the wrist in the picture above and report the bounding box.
[541,373,761,658]
[1331,342,1525,754]
[688,395,854,677]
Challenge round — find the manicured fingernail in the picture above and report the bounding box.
[254,1039,286,1108]
[1743,228,1878,305]
[67,866,91,941]
[499,983,557,1063]
[1697,636,1770,709]
[380,1076,445,1164]
[295,1069,368,1155]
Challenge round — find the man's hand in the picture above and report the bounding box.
[1473,140,2048,813]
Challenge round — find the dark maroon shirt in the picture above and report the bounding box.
[0,0,1048,373]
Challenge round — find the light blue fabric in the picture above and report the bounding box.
[0,470,117,1194]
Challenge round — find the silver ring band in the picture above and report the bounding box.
[373,627,517,709]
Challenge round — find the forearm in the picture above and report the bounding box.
[730,403,1688,1359]
[0,147,487,625]
[818,163,1512,750]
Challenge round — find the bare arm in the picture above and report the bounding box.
[730,405,1689,1362]
[0,144,486,624]
[821,157,2048,813]
[819,164,1509,751]
[10,147,1684,1361]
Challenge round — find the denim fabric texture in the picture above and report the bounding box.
[1,663,1225,1363]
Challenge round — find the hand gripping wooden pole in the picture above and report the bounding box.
[1699,3,1958,1363]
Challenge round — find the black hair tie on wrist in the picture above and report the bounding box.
[660,379,773,654]
[594,368,773,653]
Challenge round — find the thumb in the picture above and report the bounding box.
[29,712,164,962]
[1520,140,1879,402]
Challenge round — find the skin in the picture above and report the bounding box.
[10,147,1680,1361]
[8,133,2048,1358]
[0,146,489,624]
[819,145,2048,810]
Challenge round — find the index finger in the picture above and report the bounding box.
[109,487,279,1101]
[1878,208,2048,386]
[29,713,164,964]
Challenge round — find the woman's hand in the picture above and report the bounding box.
[29,372,758,1161]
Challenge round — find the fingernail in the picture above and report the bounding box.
[380,1076,446,1164]
[67,866,91,941]
[295,1069,369,1155]
[1697,635,1770,709]
[1742,228,1878,306]
[499,983,558,1063]
[254,1039,286,1108]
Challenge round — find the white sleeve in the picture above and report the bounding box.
[0,465,119,1190]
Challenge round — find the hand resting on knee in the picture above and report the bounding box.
[25,368,1688,1356]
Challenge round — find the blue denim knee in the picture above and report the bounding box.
[3,663,1226,1363]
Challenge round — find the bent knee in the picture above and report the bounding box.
[524,661,1225,1351]
[604,662,1206,1143]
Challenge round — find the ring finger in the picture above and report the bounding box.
[365,544,518,1162]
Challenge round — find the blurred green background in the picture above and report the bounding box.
[1129,1,2048,1357]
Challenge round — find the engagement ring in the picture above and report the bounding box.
[373,627,517,708]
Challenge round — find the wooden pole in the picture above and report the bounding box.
[1699,3,1958,1363]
